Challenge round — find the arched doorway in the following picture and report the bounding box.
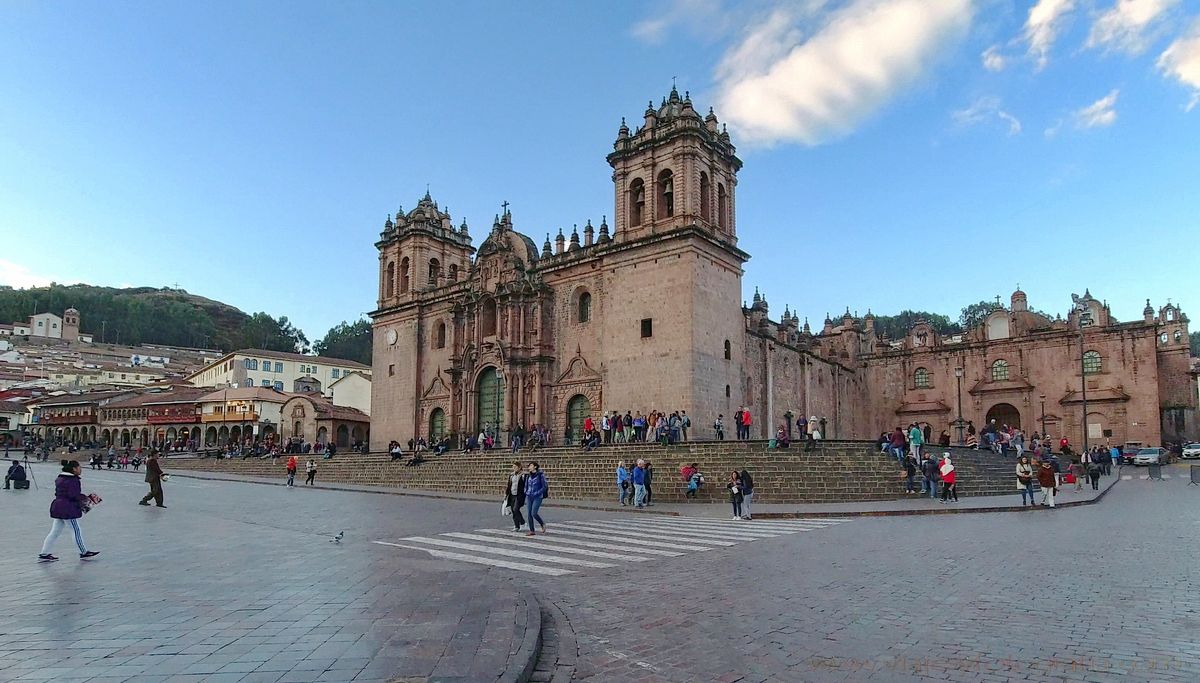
[101,429,111,445]
[317,426,328,444]
[120,429,130,447]
[986,403,1022,430]
[293,421,303,439]
[566,394,591,444]
[476,367,504,433]
[218,426,229,445]
[429,408,446,441]
[230,426,242,444]
[351,426,364,444]
[206,426,217,447]
[336,424,350,447]
[191,426,201,445]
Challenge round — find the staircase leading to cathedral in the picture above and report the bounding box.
[158,441,1024,504]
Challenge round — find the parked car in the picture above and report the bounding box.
[1134,447,1168,466]
[1182,443,1200,459]
[1120,442,1145,465]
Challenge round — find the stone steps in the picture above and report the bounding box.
[161,441,1023,504]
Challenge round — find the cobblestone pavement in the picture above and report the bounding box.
[2,461,1198,682]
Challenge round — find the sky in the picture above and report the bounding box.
[1,0,1198,341]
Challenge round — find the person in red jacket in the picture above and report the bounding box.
[741,409,753,440]
[938,454,957,503]
[286,455,298,488]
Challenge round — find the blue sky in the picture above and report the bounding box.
[1,0,1198,341]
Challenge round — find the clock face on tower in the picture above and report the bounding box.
[386,329,398,345]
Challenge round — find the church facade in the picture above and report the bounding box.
[369,89,1198,450]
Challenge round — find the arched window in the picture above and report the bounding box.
[1175,329,1184,343]
[578,292,591,323]
[991,359,1009,381]
[400,257,410,293]
[385,261,395,298]
[629,178,645,226]
[448,264,458,282]
[724,339,731,360]
[914,367,931,389]
[700,172,711,221]
[476,367,504,433]
[1082,351,1101,375]
[725,384,731,397]
[428,258,440,286]
[717,184,728,230]
[657,169,674,219]
[481,298,497,337]
[434,321,447,349]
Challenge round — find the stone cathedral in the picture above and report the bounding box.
[370,88,1198,449]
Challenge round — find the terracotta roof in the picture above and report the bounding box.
[281,394,369,422]
[0,400,26,413]
[197,386,293,403]
[33,390,132,407]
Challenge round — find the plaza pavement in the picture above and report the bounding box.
[0,460,1197,682]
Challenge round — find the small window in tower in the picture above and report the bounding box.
[629,178,645,227]
[388,364,395,377]
[657,169,674,219]
[435,321,447,349]
[726,384,731,397]
[386,261,395,298]
[700,172,711,221]
[724,339,731,360]
[448,264,458,282]
[641,318,653,338]
[578,292,591,323]
[717,184,728,230]
[400,257,410,293]
[1174,329,1182,343]
[428,258,440,286]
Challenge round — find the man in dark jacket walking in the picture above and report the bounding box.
[139,452,165,508]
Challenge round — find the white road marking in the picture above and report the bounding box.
[558,520,740,546]
[443,532,650,561]
[399,536,616,568]
[473,528,684,556]
[372,541,574,576]
[542,525,716,551]
[571,519,775,542]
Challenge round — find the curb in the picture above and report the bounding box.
[500,591,542,683]
[752,474,1120,518]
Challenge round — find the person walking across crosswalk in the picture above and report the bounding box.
[523,461,547,536]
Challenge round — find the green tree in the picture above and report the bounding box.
[871,310,961,340]
[241,313,309,353]
[1191,331,1199,356]
[959,300,1002,330]
[313,319,372,364]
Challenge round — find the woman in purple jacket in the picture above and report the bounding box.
[38,460,99,562]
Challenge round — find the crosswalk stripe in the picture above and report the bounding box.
[399,536,617,568]
[555,521,739,546]
[442,532,651,561]
[571,519,776,542]
[372,541,574,576]
[612,518,795,536]
[673,517,844,529]
[547,525,715,551]
[474,529,684,556]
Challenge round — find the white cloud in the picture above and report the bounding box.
[1024,0,1077,70]
[1087,0,1178,54]
[713,0,973,146]
[631,0,729,44]
[1157,19,1200,110]
[1074,89,1120,128]
[0,260,80,289]
[981,44,1006,71]
[952,96,1022,135]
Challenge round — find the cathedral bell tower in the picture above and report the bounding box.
[607,86,742,243]
[375,191,474,309]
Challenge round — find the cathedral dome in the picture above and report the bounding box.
[478,211,539,266]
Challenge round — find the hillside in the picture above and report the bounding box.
[0,283,267,351]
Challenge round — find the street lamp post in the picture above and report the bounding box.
[1039,394,1047,439]
[954,366,965,446]
[1073,298,1094,453]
